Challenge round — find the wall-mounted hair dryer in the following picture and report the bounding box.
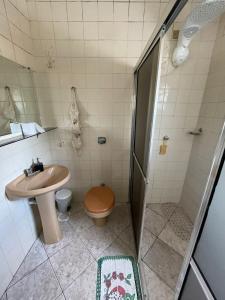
[172,0,225,67]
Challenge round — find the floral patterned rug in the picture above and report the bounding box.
[96,256,142,300]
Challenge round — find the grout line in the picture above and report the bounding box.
[141,204,179,259]
[141,204,192,292]
[5,238,45,289]
[141,259,175,292]
[48,257,65,299]
[6,258,50,291]
[116,223,137,254]
[147,203,177,219]
[41,216,96,297]
[7,0,29,21]
[142,235,158,260]
[59,259,95,297]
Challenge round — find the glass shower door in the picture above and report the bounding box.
[130,40,160,253]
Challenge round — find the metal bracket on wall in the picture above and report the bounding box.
[188,128,203,136]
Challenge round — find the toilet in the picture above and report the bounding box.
[84,185,115,226]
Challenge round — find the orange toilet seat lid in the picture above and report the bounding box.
[84,186,115,213]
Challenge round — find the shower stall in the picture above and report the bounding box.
[129,0,225,298]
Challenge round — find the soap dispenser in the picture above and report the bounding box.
[36,158,44,172]
[31,159,36,172]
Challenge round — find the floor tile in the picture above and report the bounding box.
[0,293,6,300]
[143,239,183,290]
[169,207,193,235]
[70,202,83,214]
[141,228,156,258]
[100,238,135,259]
[141,262,174,300]
[68,209,93,236]
[63,262,97,300]
[42,222,76,257]
[81,225,117,259]
[159,222,191,257]
[56,294,66,300]
[50,239,94,290]
[9,239,48,286]
[147,203,176,220]
[119,225,136,254]
[144,208,167,236]
[107,204,131,235]
[7,260,62,300]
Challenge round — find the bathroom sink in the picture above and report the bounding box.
[6,165,71,245]
[6,165,70,199]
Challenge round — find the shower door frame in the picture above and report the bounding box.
[174,122,225,298]
[129,35,164,261]
[129,0,189,261]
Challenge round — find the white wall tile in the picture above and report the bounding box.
[129,3,144,22]
[84,40,98,57]
[114,3,129,22]
[0,0,6,16]
[98,2,113,22]
[71,40,84,57]
[36,2,52,22]
[127,41,142,58]
[143,22,156,41]
[83,2,98,21]
[128,22,143,41]
[84,22,98,40]
[67,2,82,22]
[39,22,54,39]
[68,22,83,40]
[54,22,69,39]
[0,13,11,39]
[144,3,160,22]
[99,22,114,40]
[52,2,67,22]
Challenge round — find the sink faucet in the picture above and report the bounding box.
[24,158,44,177]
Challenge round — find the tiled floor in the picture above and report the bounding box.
[141,203,193,299]
[2,202,193,300]
[3,203,136,300]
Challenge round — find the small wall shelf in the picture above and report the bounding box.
[0,127,57,147]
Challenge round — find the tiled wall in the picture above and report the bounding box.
[0,0,33,68]
[145,2,218,204]
[0,133,52,296]
[26,0,168,202]
[180,14,225,221]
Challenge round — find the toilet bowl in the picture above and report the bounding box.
[84,186,115,226]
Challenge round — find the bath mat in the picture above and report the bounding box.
[96,256,142,300]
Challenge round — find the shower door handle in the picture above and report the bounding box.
[132,152,149,185]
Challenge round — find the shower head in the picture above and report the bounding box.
[186,0,225,25]
[172,0,225,66]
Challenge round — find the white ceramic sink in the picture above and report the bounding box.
[6,165,71,244]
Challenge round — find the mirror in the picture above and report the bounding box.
[0,56,51,146]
